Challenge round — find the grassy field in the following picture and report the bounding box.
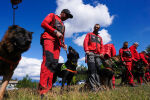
[3,82,150,100]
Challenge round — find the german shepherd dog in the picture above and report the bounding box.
[52,46,79,90]
[130,60,147,84]
[99,55,124,89]
[0,25,33,99]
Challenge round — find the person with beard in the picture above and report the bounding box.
[83,24,104,92]
[39,9,73,97]
[119,42,136,87]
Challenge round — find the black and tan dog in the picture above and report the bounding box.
[52,46,79,90]
[0,25,33,99]
[99,55,124,89]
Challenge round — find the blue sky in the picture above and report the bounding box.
[0,0,150,80]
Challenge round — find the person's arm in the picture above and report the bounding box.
[129,46,137,61]
[135,50,140,60]
[119,49,124,62]
[83,33,90,53]
[41,13,56,33]
[112,44,116,57]
[61,27,67,51]
[140,54,148,65]
[41,13,63,39]
[100,36,104,55]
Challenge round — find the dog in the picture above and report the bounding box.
[52,46,79,91]
[124,60,148,85]
[0,25,33,99]
[99,55,124,89]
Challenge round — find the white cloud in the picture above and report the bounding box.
[79,57,85,61]
[99,29,111,44]
[78,57,86,66]
[73,29,111,46]
[73,34,86,46]
[13,57,42,80]
[58,56,64,63]
[13,56,64,80]
[55,0,114,37]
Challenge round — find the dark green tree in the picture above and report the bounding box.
[16,75,38,88]
[71,64,88,84]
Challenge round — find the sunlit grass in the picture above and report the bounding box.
[4,82,150,100]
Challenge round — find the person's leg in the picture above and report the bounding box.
[87,54,98,91]
[126,62,135,86]
[39,40,60,95]
[112,75,115,88]
[95,56,103,87]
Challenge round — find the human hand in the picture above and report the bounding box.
[100,54,104,58]
[86,51,90,54]
[55,30,63,38]
[123,61,126,65]
[63,44,67,51]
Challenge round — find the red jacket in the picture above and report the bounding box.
[129,45,140,61]
[139,52,148,65]
[119,48,132,62]
[41,13,65,46]
[83,32,104,55]
[104,44,116,58]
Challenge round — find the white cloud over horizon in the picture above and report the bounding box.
[55,0,114,38]
[13,56,64,80]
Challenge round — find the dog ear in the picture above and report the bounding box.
[30,32,34,34]
[8,25,18,32]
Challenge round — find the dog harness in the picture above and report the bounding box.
[61,64,77,74]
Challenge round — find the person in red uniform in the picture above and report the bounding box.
[139,51,149,82]
[129,42,141,83]
[129,42,140,62]
[83,24,104,91]
[39,9,73,96]
[104,43,116,88]
[119,42,136,87]
[145,52,150,81]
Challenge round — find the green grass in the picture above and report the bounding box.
[4,83,150,100]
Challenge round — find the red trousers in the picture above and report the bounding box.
[125,62,134,84]
[112,75,115,88]
[39,39,60,94]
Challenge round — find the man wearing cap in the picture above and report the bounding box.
[39,9,73,96]
[83,24,104,92]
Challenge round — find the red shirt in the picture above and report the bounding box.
[41,13,65,46]
[83,32,104,55]
[129,45,140,61]
[119,48,132,62]
[104,44,116,58]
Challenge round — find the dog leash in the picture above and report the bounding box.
[11,0,22,25]
[61,64,77,74]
